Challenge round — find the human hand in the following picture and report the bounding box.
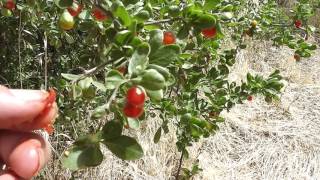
[0,86,58,180]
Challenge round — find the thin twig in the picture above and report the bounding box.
[144,18,181,25]
[71,59,110,84]
[71,48,113,84]
[0,75,9,86]
[106,86,120,110]
[44,32,48,90]
[271,23,292,27]
[97,86,120,131]
[175,151,184,180]
[18,10,23,88]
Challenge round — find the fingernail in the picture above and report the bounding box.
[35,147,45,176]
[25,147,40,177]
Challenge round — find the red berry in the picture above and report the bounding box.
[92,7,108,21]
[294,20,302,28]
[126,86,145,106]
[4,0,15,10]
[67,2,83,17]
[247,95,253,101]
[163,31,176,45]
[123,103,144,118]
[201,27,217,38]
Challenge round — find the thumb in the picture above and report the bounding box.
[0,130,51,179]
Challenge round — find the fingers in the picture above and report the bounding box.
[9,89,48,102]
[0,86,58,131]
[0,130,51,179]
[14,103,58,131]
[0,87,48,128]
[0,171,20,180]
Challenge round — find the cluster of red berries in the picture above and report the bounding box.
[66,1,108,21]
[123,86,146,118]
[162,26,217,46]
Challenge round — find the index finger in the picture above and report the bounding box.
[0,86,57,131]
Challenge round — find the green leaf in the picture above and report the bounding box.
[177,24,190,39]
[130,36,143,48]
[65,33,74,44]
[168,5,180,17]
[146,89,163,102]
[105,70,126,89]
[127,118,140,129]
[78,77,93,90]
[218,64,229,75]
[129,20,137,37]
[79,21,94,32]
[54,0,73,8]
[190,124,203,138]
[221,4,235,12]
[102,121,123,140]
[104,136,143,160]
[112,3,132,27]
[221,12,233,20]
[149,45,181,66]
[62,145,103,170]
[71,84,82,99]
[204,0,221,10]
[153,127,162,143]
[247,73,254,83]
[115,30,134,45]
[144,24,160,31]
[147,64,174,85]
[307,44,317,50]
[135,10,150,22]
[140,69,166,91]
[192,14,217,29]
[149,29,163,54]
[78,10,92,20]
[74,134,101,146]
[128,43,150,76]
[82,86,96,99]
[92,104,107,118]
[61,73,81,81]
[122,0,139,6]
[92,81,107,92]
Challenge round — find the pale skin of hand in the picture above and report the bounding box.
[0,88,57,180]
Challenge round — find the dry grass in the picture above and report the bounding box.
[194,41,320,179]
